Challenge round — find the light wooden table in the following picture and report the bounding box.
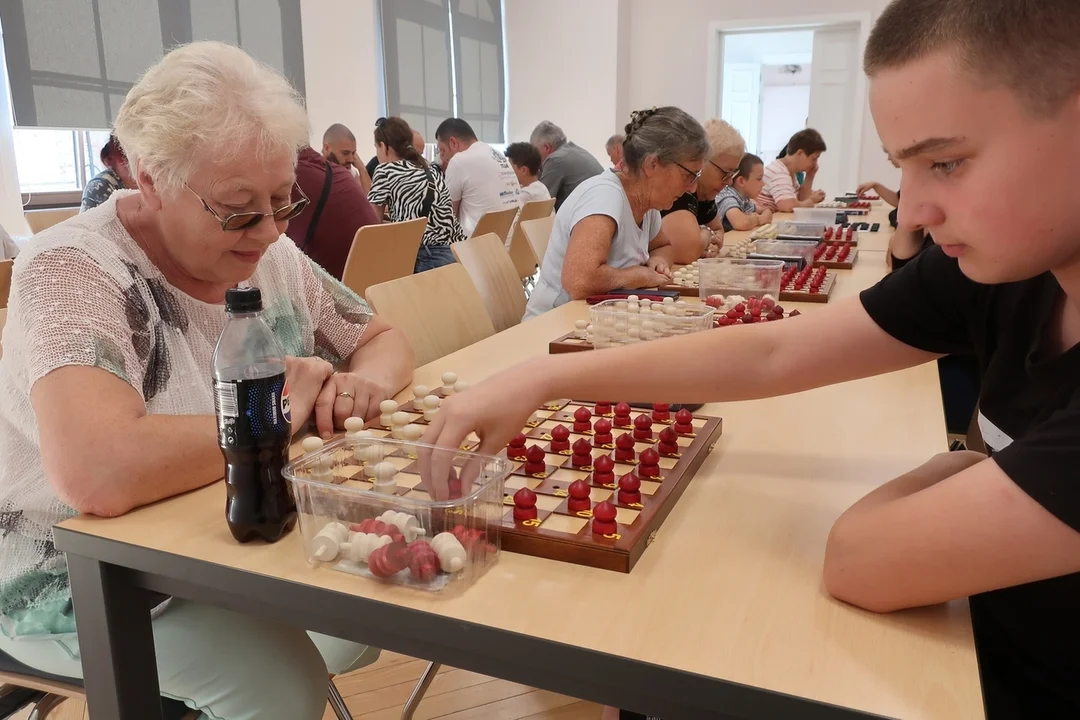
[55,283,983,718]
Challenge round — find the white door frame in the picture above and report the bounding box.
[706,12,872,192]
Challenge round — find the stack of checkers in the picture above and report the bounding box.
[813,242,858,270]
[670,261,700,287]
[500,400,724,572]
[780,265,835,303]
[750,223,780,240]
[704,293,800,326]
[824,225,858,244]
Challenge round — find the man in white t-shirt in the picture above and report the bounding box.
[435,118,521,237]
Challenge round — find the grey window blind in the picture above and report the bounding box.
[0,0,305,130]
[451,0,503,144]
[379,0,504,144]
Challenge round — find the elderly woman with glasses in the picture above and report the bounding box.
[523,107,710,320]
[0,42,412,720]
[658,119,746,264]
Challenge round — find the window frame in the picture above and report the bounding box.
[15,128,113,209]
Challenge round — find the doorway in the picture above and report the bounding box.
[708,15,869,197]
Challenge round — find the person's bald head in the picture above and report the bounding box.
[322,123,359,168]
[412,129,425,154]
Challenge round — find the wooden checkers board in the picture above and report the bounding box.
[814,248,858,270]
[550,332,594,354]
[780,271,836,303]
[658,283,699,297]
[502,401,723,572]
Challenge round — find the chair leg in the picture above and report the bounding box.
[401,662,440,720]
[0,685,44,716]
[327,678,351,720]
[27,693,66,720]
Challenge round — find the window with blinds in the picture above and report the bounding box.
[0,0,305,130]
[379,0,505,144]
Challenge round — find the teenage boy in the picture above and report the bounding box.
[505,142,552,205]
[756,129,828,212]
[423,1,1080,716]
[715,154,773,231]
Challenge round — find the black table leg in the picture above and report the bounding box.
[67,553,164,720]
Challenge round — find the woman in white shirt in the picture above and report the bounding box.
[524,107,710,319]
[0,42,414,720]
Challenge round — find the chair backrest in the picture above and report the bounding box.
[451,233,527,333]
[507,198,555,280]
[468,206,520,244]
[0,259,12,310]
[521,215,556,269]
[340,218,427,299]
[24,208,77,235]
[365,263,496,367]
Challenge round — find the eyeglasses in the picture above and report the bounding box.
[710,159,739,181]
[674,161,702,186]
[186,184,310,232]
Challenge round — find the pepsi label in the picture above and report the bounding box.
[214,373,291,448]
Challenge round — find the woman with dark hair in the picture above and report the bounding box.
[367,117,465,273]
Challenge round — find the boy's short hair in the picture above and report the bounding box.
[864,0,1080,117]
[505,142,542,176]
[735,153,763,180]
[435,118,477,143]
[786,129,827,157]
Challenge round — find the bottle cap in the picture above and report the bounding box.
[225,287,262,314]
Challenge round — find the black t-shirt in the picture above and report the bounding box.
[366,155,379,180]
[861,246,1080,718]
[660,192,718,227]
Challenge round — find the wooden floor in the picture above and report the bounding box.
[9,652,602,720]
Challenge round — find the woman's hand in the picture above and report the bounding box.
[313,372,393,439]
[646,256,673,281]
[284,356,335,435]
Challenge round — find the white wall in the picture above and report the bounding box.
[300,0,383,153]
[626,0,899,188]
[505,0,624,163]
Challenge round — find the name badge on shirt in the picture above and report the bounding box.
[978,411,1014,453]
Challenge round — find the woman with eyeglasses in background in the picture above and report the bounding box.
[658,119,745,264]
[522,107,709,320]
[0,42,414,720]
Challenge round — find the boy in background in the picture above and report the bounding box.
[715,154,773,231]
[756,129,827,212]
[505,142,552,205]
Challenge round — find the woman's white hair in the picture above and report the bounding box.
[114,41,310,197]
[704,119,746,159]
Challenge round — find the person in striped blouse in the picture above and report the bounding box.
[756,129,828,212]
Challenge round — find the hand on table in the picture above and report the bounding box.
[758,209,773,224]
[313,371,393,440]
[811,189,826,203]
[284,356,334,435]
[419,361,550,499]
[645,256,673,281]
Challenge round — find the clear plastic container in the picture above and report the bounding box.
[588,298,715,348]
[748,240,818,270]
[698,258,784,301]
[775,221,825,240]
[283,435,506,592]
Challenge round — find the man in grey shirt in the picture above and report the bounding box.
[530,121,604,210]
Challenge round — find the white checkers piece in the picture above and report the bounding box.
[627,295,639,302]
[423,394,441,422]
[343,416,372,441]
[312,522,350,562]
[412,384,430,401]
[403,424,424,442]
[301,437,324,455]
[371,461,398,494]
[574,319,588,339]
[441,371,458,395]
[391,411,410,439]
[379,400,399,427]
[431,532,467,573]
[362,443,386,466]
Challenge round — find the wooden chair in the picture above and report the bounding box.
[341,218,427,299]
[468,206,520,246]
[24,208,77,235]
[507,198,555,282]
[0,259,11,309]
[365,263,496,367]
[521,215,555,269]
[451,233,527,332]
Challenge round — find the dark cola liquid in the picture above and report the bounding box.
[214,371,296,543]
